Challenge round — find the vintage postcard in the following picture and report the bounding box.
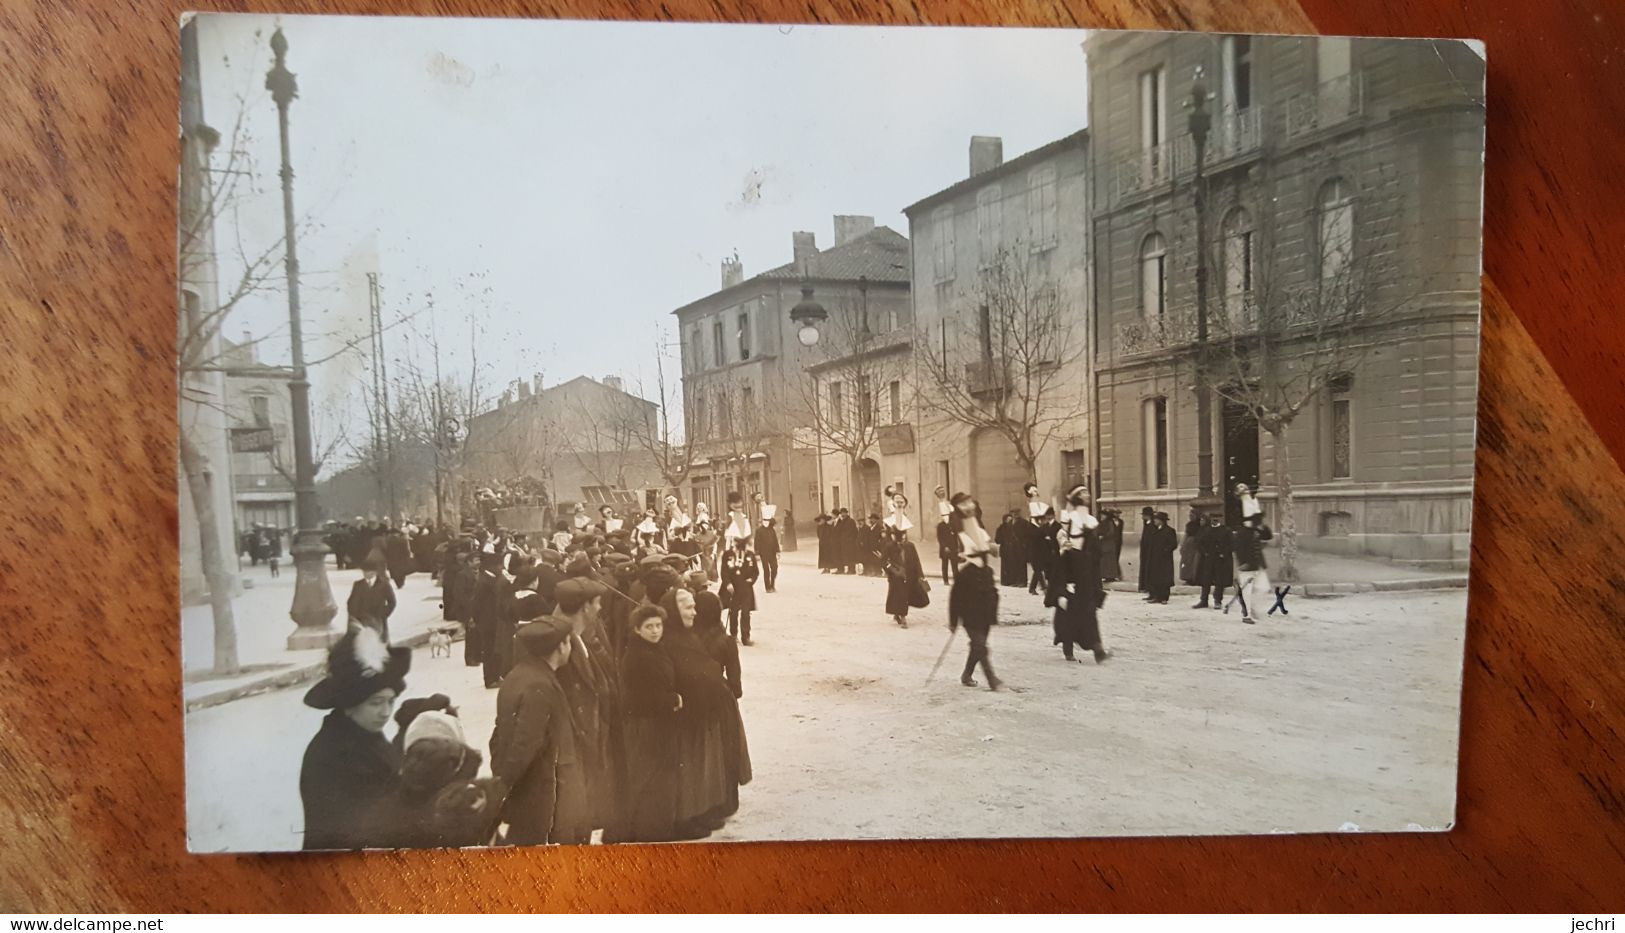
[178,13,1485,851]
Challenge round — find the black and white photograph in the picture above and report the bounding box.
[177,13,1486,851]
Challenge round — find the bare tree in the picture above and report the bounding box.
[558,385,646,493]
[915,246,1090,481]
[686,369,780,508]
[626,329,691,495]
[795,292,912,515]
[1201,156,1414,580]
[391,300,491,528]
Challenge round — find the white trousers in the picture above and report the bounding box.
[1235,568,1272,617]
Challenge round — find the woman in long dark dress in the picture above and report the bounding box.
[815,515,832,573]
[994,511,1029,587]
[691,587,752,815]
[1100,510,1125,582]
[1179,509,1204,586]
[1046,526,1112,664]
[658,588,737,837]
[618,604,683,842]
[883,526,927,628]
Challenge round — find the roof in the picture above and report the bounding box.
[670,226,910,317]
[901,129,1089,218]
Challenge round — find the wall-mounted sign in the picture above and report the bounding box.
[230,427,276,453]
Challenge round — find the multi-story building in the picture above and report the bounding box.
[903,132,1093,521]
[672,218,909,532]
[178,19,241,602]
[1087,32,1484,566]
[220,336,297,538]
[462,374,665,514]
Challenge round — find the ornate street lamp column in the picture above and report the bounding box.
[1188,69,1218,509]
[268,28,339,649]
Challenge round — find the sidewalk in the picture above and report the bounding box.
[182,560,450,712]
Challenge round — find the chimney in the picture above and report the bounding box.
[518,379,532,400]
[603,375,624,392]
[833,215,875,247]
[969,136,1004,177]
[721,254,744,289]
[534,372,545,394]
[792,231,817,275]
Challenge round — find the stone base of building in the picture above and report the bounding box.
[1294,531,1471,571]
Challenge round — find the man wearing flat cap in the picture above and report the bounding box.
[550,578,624,842]
[489,615,576,846]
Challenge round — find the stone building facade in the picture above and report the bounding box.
[903,131,1093,524]
[672,219,909,536]
[1087,32,1485,567]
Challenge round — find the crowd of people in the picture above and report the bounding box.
[297,477,1286,849]
[810,479,1284,691]
[298,491,774,850]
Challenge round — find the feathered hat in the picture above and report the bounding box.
[303,626,410,711]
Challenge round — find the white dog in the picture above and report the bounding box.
[428,628,454,659]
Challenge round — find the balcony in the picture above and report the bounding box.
[1285,72,1365,140]
[965,358,1010,398]
[1209,105,1262,162]
[1114,301,1198,357]
[1113,141,1177,201]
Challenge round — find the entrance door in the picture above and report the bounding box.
[857,458,882,518]
[970,428,1028,518]
[1221,400,1260,526]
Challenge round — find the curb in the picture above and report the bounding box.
[184,628,439,713]
[1105,576,1466,597]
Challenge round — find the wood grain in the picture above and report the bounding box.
[1,0,1622,912]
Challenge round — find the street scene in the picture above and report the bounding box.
[177,15,1485,851]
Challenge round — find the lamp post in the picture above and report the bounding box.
[1188,68,1219,512]
[268,28,338,649]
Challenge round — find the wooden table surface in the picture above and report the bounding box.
[2,0,1622,912]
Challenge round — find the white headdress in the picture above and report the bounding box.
[760,503,778,522]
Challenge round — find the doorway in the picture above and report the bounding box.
[1221,399,1260,526]
[856,458,883,518]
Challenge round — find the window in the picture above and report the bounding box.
[1027,165,1058,248]
[857,376,872,430]
[250,395,271,428]
[183,289,202,333]
[1140,233,1167,321]
[691,389,706,438]
[936,460,952,496]
[740,385,755,432]
[1221,207,1254,324]
[1139,66,1168,154]
[1144,397,1169,489]
[1317,178,1354,281]
[932,207,956,281]
[977,305,994,361]
[689,326,702,371]
[888,380,902,424]
[939,319,949,362]
[737,309,752,360]
[976,186,1003,266]
[717,392,732,437]
[1221,35,1252,113]
[1062,449,1089,494]
[1329,373,1353,479]
[829,381,844,429]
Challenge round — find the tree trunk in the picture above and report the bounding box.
[179,430,241,675]
[1273,423,1300,582]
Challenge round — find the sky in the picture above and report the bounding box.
[193,14,1089,471]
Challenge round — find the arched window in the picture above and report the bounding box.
[1317,178,1354,280]
[1221,207,1254,325]
[1139,233,1167,321]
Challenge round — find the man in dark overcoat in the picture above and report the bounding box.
[935,517,959,585]
[1027,508,1057,596]
[346,556,398,643]
[1143,511,1179,604]
[384,528,413,589]
[720,537,760,645]
[835,509,860,574]
[472,549,509,688]
[754,517,781,593]
[550,579,623,843]
[489,617,579,846]
[1136,506,1155,593]
[1194,515,1233,609]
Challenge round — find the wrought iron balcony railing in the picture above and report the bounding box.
[1285,72,1365,140]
